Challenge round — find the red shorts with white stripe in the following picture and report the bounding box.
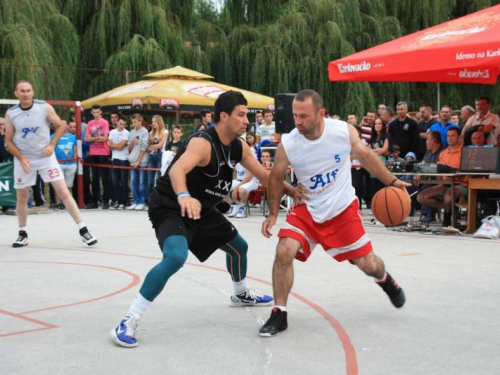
[277,199,372,262]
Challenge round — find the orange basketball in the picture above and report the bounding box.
[371,187,411,226]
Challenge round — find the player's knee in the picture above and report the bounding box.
[275,241,296,264]
[354,254,380,276]
[164,248,188,270]
[16,189,29,203]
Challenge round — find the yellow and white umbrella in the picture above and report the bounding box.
[81,66,274,113]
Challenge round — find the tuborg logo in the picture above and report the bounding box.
[337,61,371,74]
[459,68,490,79]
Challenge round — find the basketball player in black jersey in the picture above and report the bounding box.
[111,91,299,347]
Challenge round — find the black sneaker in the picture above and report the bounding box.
[377,273,406,308]
[259,307,288,337]
[80,227,98,246]
[85,202,98,209]
[102,203,110,210]
[13,231,28,248]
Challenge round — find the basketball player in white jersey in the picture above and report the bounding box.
[259,90,410,337]
[4,81,97,247]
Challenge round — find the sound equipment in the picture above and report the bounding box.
[274,93,296,134]
[460,146,500,173]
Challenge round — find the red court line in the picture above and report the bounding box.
[1,251,358,374]
[0,308,58,338]
[0,261,141,315]
[187,262,359,375]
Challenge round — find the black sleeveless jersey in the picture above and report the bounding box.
[156,127,243,212]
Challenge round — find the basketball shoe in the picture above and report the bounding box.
[377,273,406,308]
[230,288,273,306]
[259,307,288,337]
[12,231,28,248]
[111,315,139,348]
[80,228,98,246]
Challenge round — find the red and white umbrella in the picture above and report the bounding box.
[329,5,500,85]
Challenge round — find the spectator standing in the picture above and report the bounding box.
[147,115,168,196]
[347,113,358,126]
[369,118,390,197]
[377,103,386,117]
[200,110,214,128]
[84,105,111,209]
[110,112,120,130]
[429,106,459,148]
[51,121,77,210]
[108,117,130,209]
[127,113,149,211]
[460,105,475,127]
[389,101,419,158]
[166,125,183,155]
[256,109,275,143]
[462,97,500,145]
[417,105,438,160]
[0,117,7,163]
[360,110,376,142]
[250,110,264,134]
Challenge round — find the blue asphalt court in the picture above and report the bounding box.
[1,207,499,375]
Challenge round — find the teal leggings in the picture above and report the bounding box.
[139,234,248,302]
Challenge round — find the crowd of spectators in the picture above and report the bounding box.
[2,98,499,226]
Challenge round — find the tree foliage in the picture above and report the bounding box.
[1,0,500,118]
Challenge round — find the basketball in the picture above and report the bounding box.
[371,187,411,226]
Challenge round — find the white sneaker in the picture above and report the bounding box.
[126,204,137,210]
[235,206,246,218]
[118,204,125,210]
[135,204,145,211]
[227,204,239,217]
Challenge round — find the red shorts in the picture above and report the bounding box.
[278,199,372,262]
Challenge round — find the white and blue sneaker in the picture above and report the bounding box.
[111,315,139,348]
[230,288,273,307]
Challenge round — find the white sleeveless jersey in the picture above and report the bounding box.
[281,118,356,223]
[8,100,50,160]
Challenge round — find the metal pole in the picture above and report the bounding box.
[437,82,441,110]
[43,67,49,99]
[75,103,84,209]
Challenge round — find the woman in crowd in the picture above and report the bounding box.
[369,117,390,197]
[147,115,168,197]
[246,131,258,157]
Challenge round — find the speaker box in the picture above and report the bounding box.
[274,93,296,134]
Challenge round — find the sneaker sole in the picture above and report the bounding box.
[83,239,98,246]
[12,242,28,248]
[259,326,288,337]
[110,328,138,348]
[230,300,273,307]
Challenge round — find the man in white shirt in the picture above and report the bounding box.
[108,117,130,209]
[256,109,276,143]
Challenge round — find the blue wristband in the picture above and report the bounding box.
[177,192,191,199]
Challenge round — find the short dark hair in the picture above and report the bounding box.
[201,110,210,118]
[118,116,127,122]
[295,89,323,111]
[263,109,273,116]
[256,110,263,115]
[429,130,442,145]
[215,91,247,123]
[366,110,377,116]
[419,104,432,111]
[476,96,491,104]
[447,126,460,135]
[440,105,452,111]
[91,105,101,111]
[172,125,183,131]
[111,112,119,117]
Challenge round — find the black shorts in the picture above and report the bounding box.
[148,189,239,262]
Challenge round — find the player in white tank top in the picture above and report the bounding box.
[281,118,356,222]
[4,81,97,248]
[259,90,410,338]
